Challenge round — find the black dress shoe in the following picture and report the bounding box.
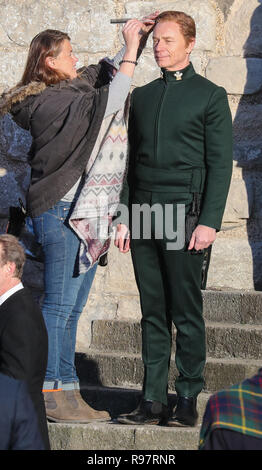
[168,396,198,427]
[117,399,169,425]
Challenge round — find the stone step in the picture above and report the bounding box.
[48,386,210,451]
[76,289,262,351]
[91,319,262,360]
[75,352,261,394]
[48,421,202,451]
[202,290,262,324]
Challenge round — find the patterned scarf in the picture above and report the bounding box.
[69,108,128,273]
[199,368,262,448]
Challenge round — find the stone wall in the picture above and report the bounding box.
[0,1,261,343]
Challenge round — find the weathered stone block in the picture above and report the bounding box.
[116,295,141,320]
[0,49,28,89]
[207,238,262,290]
[48,422,137,450]
[223,180,249,222]
[0,0,116,52]
[206,57,262,94]
[77,292,118,349]
[81,349,261,393]
[90,318,262,359]
[132,53,160,88]
[225,0,262,57]
[214,0,234,19]
[101,243,139,296]
[225,171,262,221]
[124,0,217,51]
[47,420,201,450]
[202,289,262,324]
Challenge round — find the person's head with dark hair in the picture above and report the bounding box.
[19,29,79,86]
[0,235,25,294]
[153,11,196,71]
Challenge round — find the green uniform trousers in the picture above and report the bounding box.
[130,189,206,405]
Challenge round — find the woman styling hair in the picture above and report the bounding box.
[0,14,157,423]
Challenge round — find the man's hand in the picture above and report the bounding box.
[114,223,130,253]
[188,225,216,252]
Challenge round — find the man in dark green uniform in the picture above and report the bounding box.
[115,11,233,426]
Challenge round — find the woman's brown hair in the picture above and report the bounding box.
[155,11,196,46]
[19,29,71,86]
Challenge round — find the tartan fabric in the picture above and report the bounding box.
[199,368,262,449]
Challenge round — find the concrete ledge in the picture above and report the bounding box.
[48,421,202,451]
[90,319,262,359]
[202,289,262,323]
[47,387,210,450]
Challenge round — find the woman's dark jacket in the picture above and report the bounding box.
[0,63,110,217]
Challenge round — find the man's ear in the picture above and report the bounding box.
[5,261,16,277]
[186,38,196,55]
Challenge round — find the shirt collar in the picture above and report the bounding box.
[160,62,196,83]
[0,282,24,307]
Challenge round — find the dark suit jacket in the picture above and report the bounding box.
[0,372,45,450]
[0,287,49,449]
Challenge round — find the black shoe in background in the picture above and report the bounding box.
[168,396,198,427]
[117,399,169,425]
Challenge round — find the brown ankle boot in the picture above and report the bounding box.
[43,390,107,423]
[64,389,110,422]
[44,390,78,423]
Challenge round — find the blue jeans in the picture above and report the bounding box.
[32,201,97,391]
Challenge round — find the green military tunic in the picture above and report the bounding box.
[120,62,233,403]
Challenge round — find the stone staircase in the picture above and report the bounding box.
[48,289,262,450]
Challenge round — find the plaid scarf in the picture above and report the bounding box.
[199,368,262,448]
